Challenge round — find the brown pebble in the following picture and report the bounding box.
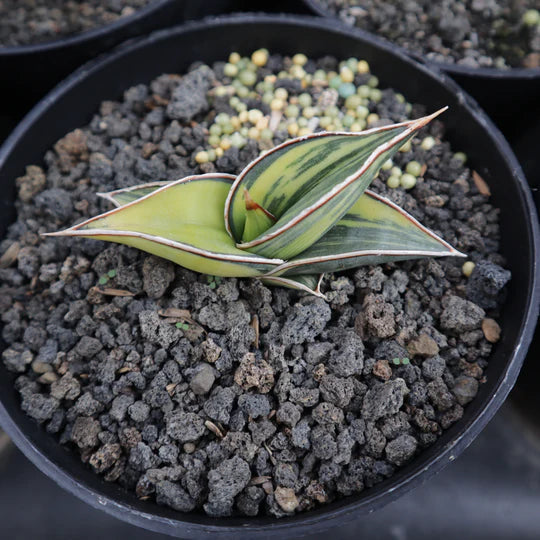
[89,443,122,474]
[407,333,440,357]
[234,352,274,393]
[459,359,484,379]
[38,372,58,385]
[15,165,46,203]
[201,337,222,363]
[117,366,133,374]
[31,360,53,374]
[56,360,69,376]
[54,129,89,172]
[141,142,157,158]
[306,481,327,503]
[250,476,271,486]
[274,486,299,513]
[86,288,105,305]
[183,442,196,454]
[482,318,501,343]
[312,363,326,382]
[119,427,142,449]
[104,460,125,483]
[356,294,396,338]
[262,481,274,495]
[424,195,447,208]
[372,359,392,380]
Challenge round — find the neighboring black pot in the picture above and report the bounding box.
[301,0,540,134]
[0,14,538,539]
[0,0,242,112]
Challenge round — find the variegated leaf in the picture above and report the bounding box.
[226,109,446,260]
[46,174,283,277]
[264,189,464,276]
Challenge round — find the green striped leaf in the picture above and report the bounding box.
[46,174,283,277]
[264,189,464,277]
[261,274,325,298]
[225,109,446,260]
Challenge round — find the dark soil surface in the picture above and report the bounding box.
[314,0,540,69]
[0,51,511,517]
[0,0,156,47]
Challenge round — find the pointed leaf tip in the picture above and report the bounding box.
[266,188,463,276]
[46,174,283,277]
[261,274,326,298]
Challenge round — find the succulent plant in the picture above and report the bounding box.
[47,108,464,297]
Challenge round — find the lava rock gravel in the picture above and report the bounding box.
[314,0,540,69]
[0,52,510,517]
[0,0,156,47]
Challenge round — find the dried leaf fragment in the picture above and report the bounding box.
[0,242,20,268]
[472,170,491,196]
[90,286,134,297]
[251,314,260,349]
[204,420,224,439]
[117,366,133,374]
[158,308,192,319]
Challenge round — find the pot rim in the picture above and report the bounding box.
[0,13,538,538]
[0,0,175,56]
[301,0,540,78]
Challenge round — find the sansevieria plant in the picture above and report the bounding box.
[47,108,464,297]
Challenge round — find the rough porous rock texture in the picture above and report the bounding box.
[315,0,540,68]
[0,52,510,517]
[0,0,156,47]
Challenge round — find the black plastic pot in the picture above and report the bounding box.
[0,14,538,539]
[301,0,540,135]
[0,0,244,112]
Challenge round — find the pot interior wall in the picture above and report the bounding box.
[0,16,537,536]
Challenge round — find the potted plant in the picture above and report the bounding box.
[0,14,538,538]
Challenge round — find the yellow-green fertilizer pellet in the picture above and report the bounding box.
[462,261,476,277]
